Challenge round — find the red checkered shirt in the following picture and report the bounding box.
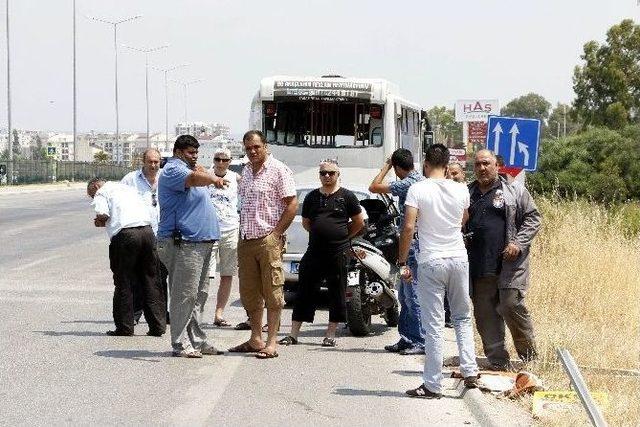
[239,155,296,239]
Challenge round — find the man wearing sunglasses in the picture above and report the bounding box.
[121,148,170,325]
[279,159,364,347]
[207,147,241,328]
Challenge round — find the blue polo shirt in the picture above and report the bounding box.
[158,157,220,242]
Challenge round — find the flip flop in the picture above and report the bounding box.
[255,349,279,359]
[228,341,264,353]
[213,318,231,327]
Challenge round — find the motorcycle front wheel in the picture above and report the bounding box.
[346,285,372,336]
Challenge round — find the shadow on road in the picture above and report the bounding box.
[61,320,113,324]
[35,330,108,337]
[391,369,422,377]
[94,349,171,363]
[317,347,387,354]
[333,387,407,398]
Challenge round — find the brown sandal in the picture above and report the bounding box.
[228,341,264,353]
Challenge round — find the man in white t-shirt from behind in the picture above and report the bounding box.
[398,143,479,399]
[208,147,241,327]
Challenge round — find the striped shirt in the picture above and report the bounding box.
[239,155,296,239]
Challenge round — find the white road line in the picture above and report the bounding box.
[168,351,245,425]
[12,254,64,271]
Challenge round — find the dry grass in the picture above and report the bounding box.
[523,197,640,426]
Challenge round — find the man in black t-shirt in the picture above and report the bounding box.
[279,159,365,347]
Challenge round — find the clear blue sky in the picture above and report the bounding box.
[1,0,638,134]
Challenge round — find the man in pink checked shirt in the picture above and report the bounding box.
[228,130,298,359]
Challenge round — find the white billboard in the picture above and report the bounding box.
[455,99,500,122]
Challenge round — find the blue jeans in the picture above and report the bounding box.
[415,257,478,393]
[397,240,424,347]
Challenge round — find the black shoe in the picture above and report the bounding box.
[406,384,442,399]
[464,375,479,389]
[106,330,133,336]
[384,340,411,353]
[146,330,164,337]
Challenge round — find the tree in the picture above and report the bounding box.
[573,19,640,129]
[427,106,462,147]
[11,129,20,157]
[528,125,640,201]
[93,151,109,164]
[546,103,580,138]
[31,135,45,160]
[501,93,551,123]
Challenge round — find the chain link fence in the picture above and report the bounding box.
[0,160,133,185]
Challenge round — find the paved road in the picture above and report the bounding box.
[0,189,528,426]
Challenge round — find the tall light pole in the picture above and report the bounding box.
[151,63,188,152]
[123,44,168,149]
[87,14,142,165]
[170,78,204,129]
[6,0,12,184]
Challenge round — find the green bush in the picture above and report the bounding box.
[528,125,640,201]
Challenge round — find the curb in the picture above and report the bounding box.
[460,382,532,426]
[0,182,85,195]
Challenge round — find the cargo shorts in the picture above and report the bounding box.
[238,233,285,312]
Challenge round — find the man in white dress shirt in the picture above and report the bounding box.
[121,148,170,325]
[87,177,167,337]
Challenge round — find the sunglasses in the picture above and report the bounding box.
[214,158,230,163]
[151,191,158,207]
[319,170,337,177]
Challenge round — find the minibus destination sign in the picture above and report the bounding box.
[273,80,372,101]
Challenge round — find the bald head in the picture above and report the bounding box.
[142,148,161,177]
[446,162,465,183]
[475,149,497,162]
[474,149,499,188]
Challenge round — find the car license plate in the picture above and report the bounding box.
[289,262,299,274]
[347,270,360,286]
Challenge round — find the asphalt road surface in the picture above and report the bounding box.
[0,188,528,426]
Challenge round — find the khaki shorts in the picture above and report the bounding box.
[208,228,239,277]
[238,233,285,312]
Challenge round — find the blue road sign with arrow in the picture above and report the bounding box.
[486,116,541,171]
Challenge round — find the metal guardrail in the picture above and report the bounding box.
[556,348,608,427]
[0,160,132,185]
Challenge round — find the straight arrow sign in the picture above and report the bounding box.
[492,122,503,154]
[509,123,519,165]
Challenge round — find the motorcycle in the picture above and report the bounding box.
[345,195,401,336]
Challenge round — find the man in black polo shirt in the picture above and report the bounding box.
[279,159,365,347]
[466,149,541,370]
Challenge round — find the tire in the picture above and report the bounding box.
[384,304,399,327]
[346,285,372,336]
[283,281,297,306]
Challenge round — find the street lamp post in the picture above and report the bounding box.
[151,63,189,152]
[87,14,142,165]
[123,44,169,150]
[6,0,12,184]
[170,78,204,129]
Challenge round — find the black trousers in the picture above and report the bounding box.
[292,250,348,324]
[134,259,169,318]
[109,226,166,335]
